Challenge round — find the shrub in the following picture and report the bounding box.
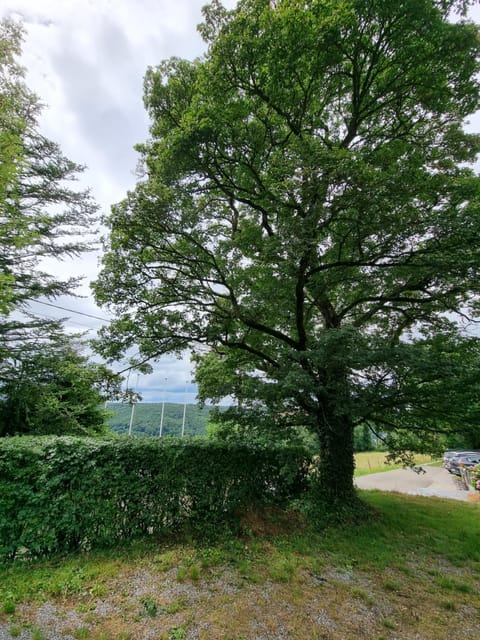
[471,464,480,492]
[0,436,310,560]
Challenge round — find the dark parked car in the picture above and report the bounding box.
[442,451,461,468]
[444,451,480,473]
[449,453,480,476]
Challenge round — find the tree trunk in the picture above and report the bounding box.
[314,408,357,508]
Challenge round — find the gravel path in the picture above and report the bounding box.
[355,464,475,501]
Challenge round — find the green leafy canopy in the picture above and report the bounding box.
[94,0,480,503]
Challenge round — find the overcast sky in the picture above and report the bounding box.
[1,0,479,404]
[2,0,236,403]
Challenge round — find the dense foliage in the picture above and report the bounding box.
[0,436,311,560]
[0,334,124,437]
[94,0,480,507]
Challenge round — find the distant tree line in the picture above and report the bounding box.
[106,402,211,438]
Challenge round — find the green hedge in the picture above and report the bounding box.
[0,436,311,560]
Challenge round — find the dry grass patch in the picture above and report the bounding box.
[354,451,435,476]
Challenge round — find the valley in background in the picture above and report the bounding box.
[106,402,212,438]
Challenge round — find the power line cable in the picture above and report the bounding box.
[27,299,110,322]
[32,311,102,331]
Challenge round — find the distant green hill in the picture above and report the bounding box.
[106,402,211,437]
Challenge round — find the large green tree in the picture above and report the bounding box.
[94,0,480,507]
[0,19,97,349]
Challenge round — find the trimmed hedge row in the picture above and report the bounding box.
[0,436,311,560]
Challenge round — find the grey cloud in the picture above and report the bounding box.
[123,353,197,403]
[49,15,148,185]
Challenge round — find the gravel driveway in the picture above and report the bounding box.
[355,464,476,501]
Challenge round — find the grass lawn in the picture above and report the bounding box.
[354,451,436,477]
[0,491,479,640]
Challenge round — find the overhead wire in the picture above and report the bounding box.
[26,299,110,322]
[31,311,101,331]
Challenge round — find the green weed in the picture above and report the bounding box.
[435,577,473,593]
[189,565,200,581]
[89,582,108,598]
[196,546,225,568]
[267,551,298,583]
[165,597,187,615]
[31,628,45,640]
[140,596,159,617]
[76,602,97,613]
[383,579,402,592]
[2,600,16,614]
[235,558,262,584]
[351,587,375,605]
[152,551,176,571]
[382,617,396,629]
[168,626,187,640]
[176,566,187,582]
